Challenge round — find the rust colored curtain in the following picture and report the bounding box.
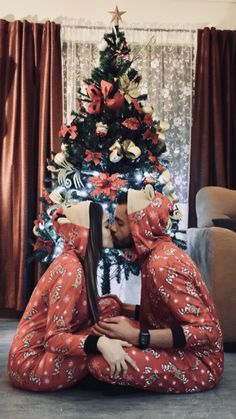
[189,28,236,227]
[0,20,62,310]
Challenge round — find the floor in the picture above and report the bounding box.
[1,319,236,419]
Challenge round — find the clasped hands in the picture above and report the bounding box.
[92,316,140,379]
[92,316,139,346]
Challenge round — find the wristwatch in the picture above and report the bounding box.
[139,328,150,349]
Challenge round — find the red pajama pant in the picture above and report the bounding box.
[88,317,223,394]
[8,296,120,392]
[88,345,223,394]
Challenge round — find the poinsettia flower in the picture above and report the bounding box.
[84,150,102,166]
[119,74,139,104]
[122,117,140,130]
[89,173,127,200]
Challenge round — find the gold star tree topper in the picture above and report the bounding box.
[109,5,126,26]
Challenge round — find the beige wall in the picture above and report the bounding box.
[1,0,236,29]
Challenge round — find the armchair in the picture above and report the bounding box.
[187,186,236,343]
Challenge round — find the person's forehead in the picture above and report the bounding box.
[103,212,109,221]
[115,204,128,221]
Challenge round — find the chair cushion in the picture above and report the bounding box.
[212,218,236,232]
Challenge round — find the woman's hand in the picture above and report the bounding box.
[92,316,139,346]
[97,335,139,378]
[99,295,136,318]
[99,293,123,306]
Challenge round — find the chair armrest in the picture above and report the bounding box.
[187,227,236,342]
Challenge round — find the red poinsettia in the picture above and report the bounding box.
[89,173,127,200]
[84,150,102,166]
[122,117,140,130]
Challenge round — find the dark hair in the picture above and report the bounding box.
[83,202,103,324]
[117,191,128,205]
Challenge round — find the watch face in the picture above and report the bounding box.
[139,330,150,348]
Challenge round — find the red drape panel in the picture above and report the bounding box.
[189,28,236,227]
[0,20,62,310]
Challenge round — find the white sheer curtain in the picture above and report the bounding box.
[60,21,197,301]
[61,21,197,226]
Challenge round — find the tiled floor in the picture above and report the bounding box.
[1,319,236,419]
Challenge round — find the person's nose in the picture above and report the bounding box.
[110,222,116,233]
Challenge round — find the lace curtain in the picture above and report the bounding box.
[60,22,197,301]
[61,22,197,226]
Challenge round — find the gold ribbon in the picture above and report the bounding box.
[109,140,141,163]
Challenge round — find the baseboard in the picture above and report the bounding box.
[0,309,23,319]
[224,342,236,352]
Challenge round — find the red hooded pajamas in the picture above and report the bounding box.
[8,207,120,391]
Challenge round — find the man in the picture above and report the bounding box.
[89,186,224,393]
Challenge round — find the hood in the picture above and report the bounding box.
[53,201,91,258]
[127,185,173,256]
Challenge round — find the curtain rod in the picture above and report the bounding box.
[62,25,197,33]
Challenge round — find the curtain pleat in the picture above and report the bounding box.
[0,20,62,310]
[189,28,236,227]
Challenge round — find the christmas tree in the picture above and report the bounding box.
[32,9,184,296]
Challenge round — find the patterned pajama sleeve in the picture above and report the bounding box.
[152,258,221,350]
[44,262,90,357]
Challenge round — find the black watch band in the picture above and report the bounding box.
[139,328,150,349]
[134,304,140,320]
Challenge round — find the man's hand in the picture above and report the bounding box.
[92,316,139,346]
[97,335,139,378]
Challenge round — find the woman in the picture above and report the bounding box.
[8,201,138,392]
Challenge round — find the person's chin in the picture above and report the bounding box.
[112,240,126,249]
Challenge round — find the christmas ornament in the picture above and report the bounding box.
[109,140,141,163]
[108,5,126,26]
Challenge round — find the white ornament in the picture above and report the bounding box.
[142,104,154,114]
[61,143,68,152]
[54,152,67,166]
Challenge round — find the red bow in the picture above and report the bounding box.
[87,81,124,114]
[84,150,102,166]
[59,125,77,140]
[86,85,102,114]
